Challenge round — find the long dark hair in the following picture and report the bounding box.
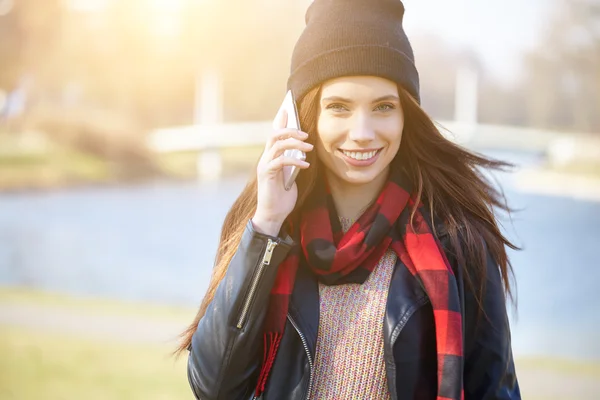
[175,84,518,356]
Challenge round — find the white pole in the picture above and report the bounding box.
[194,67,223,125]
[194,67,224,180]
[455,63,478,125]
[454,62,478,142]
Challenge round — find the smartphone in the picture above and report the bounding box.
[276,90,306,191]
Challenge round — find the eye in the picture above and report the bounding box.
[374,103,395,112]
[325,103,349,112]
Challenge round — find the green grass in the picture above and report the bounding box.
[0,326,190,400]
[0,152,49,166]
[1,287,598,399]
[0,149,111,190]
[549,161,600,180]
[155,151,200,179]
[156,146,263,179]
[0,288,195,399]
[516,356,600,378]
[0,286,196,322]
[1,325,597,400]
[0,146,263,191]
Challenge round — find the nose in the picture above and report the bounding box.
[348,112,375,144]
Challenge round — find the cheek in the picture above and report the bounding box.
[383,116,404,147]
[316,115,345,150]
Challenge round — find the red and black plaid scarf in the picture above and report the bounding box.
[255,167,464,400]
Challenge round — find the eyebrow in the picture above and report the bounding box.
[321,95,400,104]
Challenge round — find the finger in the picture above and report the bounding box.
[265,156,310,174]
[268,137,313,160]
[266,128,309,149]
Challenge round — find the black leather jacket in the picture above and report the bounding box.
[187,220,521,400]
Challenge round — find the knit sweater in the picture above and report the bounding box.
[309,217,395,400]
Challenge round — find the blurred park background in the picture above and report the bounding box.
[1,0,599,399]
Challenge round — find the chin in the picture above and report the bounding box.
[334,168,386,186]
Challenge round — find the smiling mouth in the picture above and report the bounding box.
[339,149,382,161]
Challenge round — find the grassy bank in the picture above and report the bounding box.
[0,146,263,192]
[1,287,599,399]
[548,160,600,180]
[0,326,189,400]
[3,327,599,400]
[0,287,196,322]
[0,150,111,191]
[0,287,192,399]
[156,146,263,179]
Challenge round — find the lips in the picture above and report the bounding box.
[338,148,383,167]
[340,149,379,160]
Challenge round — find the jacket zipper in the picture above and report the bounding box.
[236,238,278,329]
[288,314,314,400]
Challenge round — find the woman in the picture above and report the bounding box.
[178,0,521,399]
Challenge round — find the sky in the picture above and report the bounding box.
[402,0,558,83]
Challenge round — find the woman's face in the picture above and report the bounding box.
[316,76,404,187]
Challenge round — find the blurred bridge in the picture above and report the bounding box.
[145,66,600,179]
[146,120,566,154]
[145,67,600,179]
[146,120,589,179]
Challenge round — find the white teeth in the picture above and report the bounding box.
[342,150,378,160]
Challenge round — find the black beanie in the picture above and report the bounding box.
[287,0,420,104]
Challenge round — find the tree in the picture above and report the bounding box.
[521,0,600,133]
[0,0,62,91]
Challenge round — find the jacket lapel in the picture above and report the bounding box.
[289,262,320,358]
[384,258,429,346]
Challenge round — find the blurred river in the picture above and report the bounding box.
[0,150,599,361]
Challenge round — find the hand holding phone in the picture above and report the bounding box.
[277,90,307,191]
[251,91,312,236]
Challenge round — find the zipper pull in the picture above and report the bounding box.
[262,239,277,265]
[235,238,279,329]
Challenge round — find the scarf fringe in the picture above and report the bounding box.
[255,332,283,397]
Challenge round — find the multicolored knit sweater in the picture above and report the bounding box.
[309,217,395,400]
